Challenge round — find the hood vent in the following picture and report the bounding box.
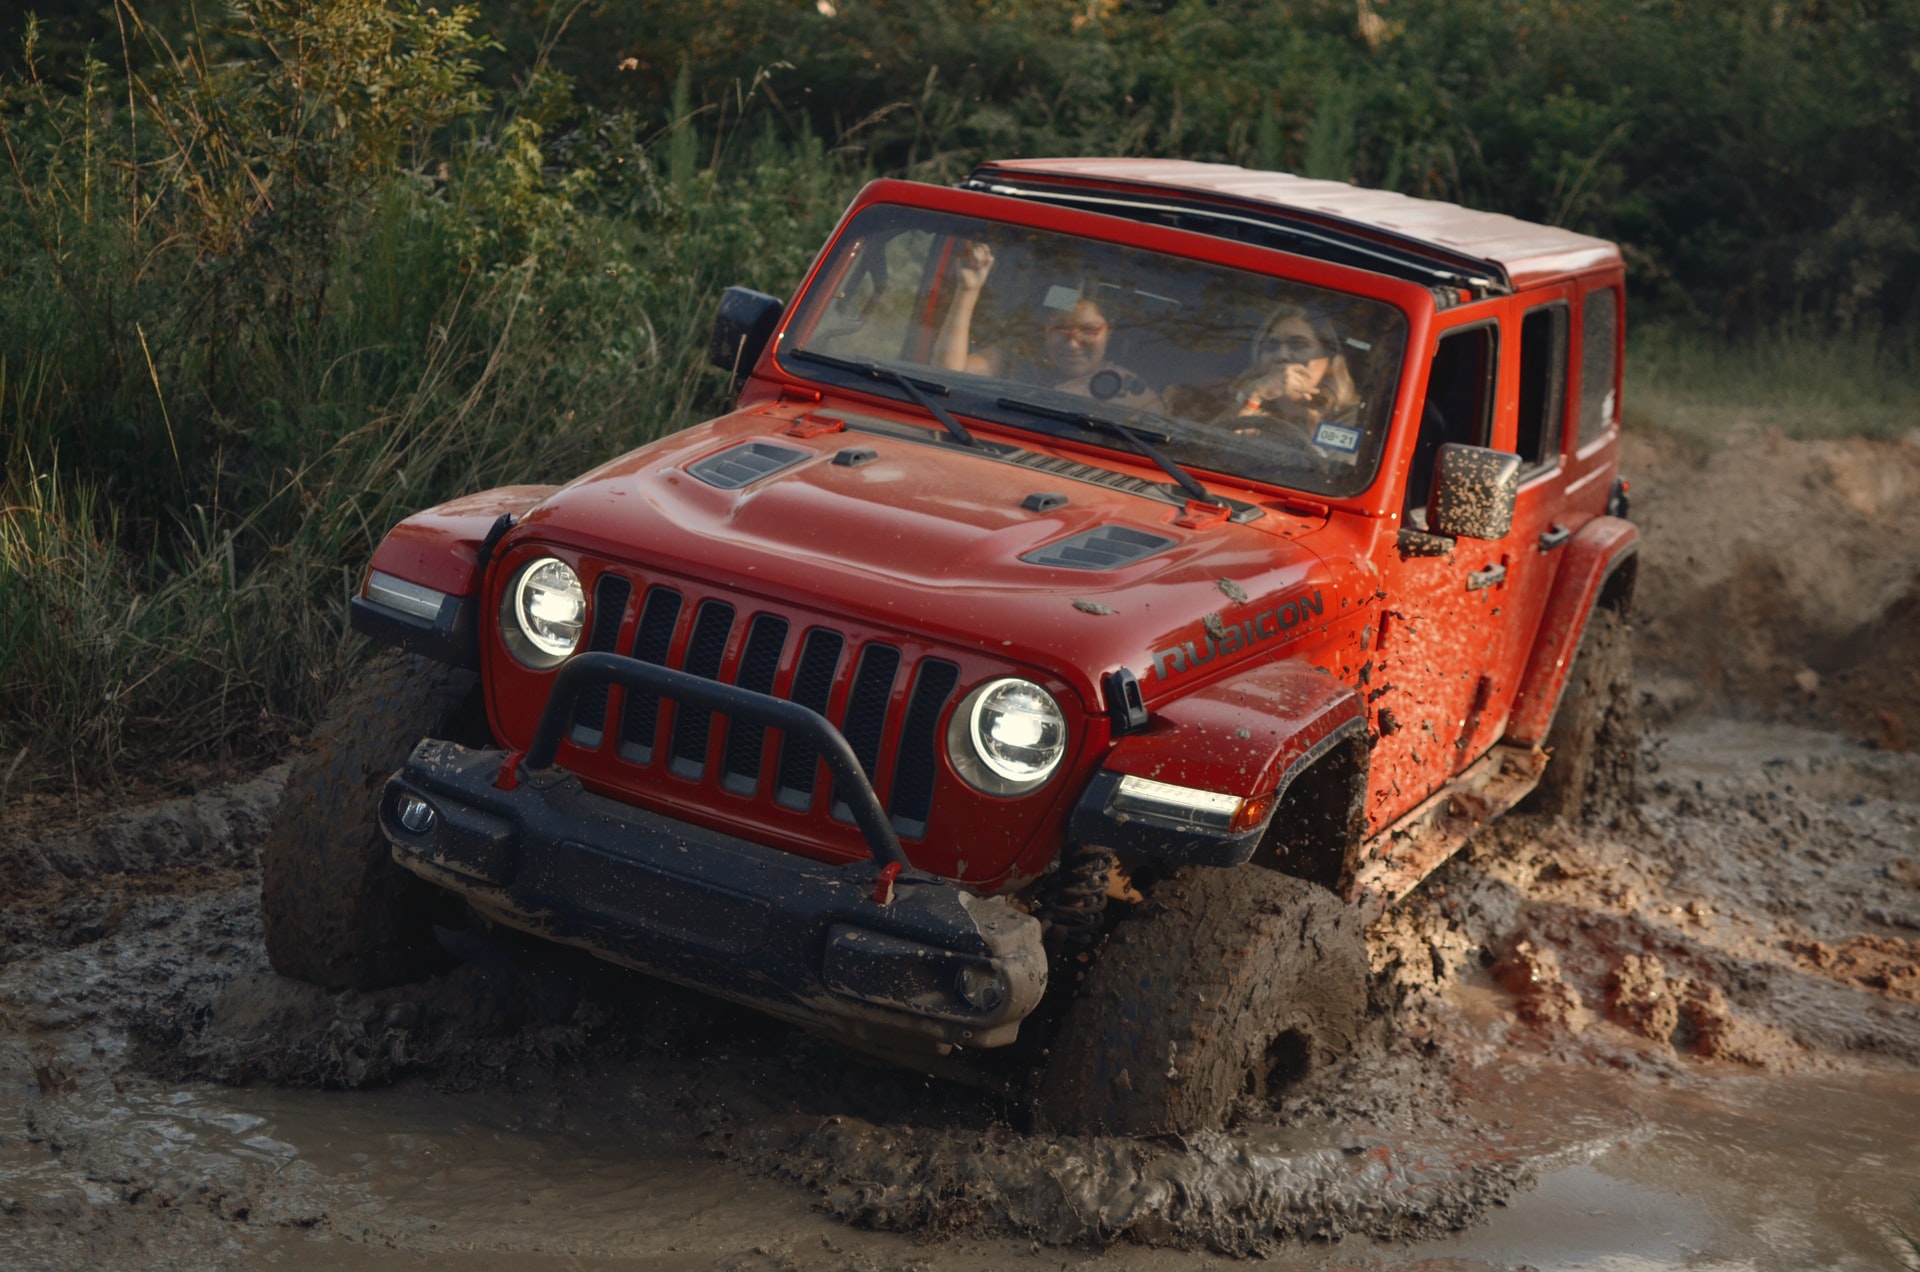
[1021,525,1177,571]
[690,442,810,489]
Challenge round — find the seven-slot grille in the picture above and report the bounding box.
[564,569,962,839]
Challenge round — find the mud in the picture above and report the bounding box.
[5,430,1920,1268]
[1626,427,1920,747]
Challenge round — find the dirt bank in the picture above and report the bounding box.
[1625,427,1920,749]
[4,430,1919,1268]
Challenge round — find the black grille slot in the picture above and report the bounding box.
[570,573,632,746]
[617,586,683,763]
[831,644,902,821]
[722,614,791,795]
[888,659,959,837]
[688,442,809,489]
[557,577,979,842]
[668,601,736,778]
[1021,525,1177,570]
[776,630,844,809]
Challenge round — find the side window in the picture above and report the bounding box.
[1517,302,1568,473]
[1577,287,1619,449]
[1406,323,1497,523]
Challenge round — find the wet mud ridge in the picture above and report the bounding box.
[4,432,1920,1266]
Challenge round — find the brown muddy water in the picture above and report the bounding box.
[4,710,1918,1271]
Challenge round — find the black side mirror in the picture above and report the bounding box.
[708,286,785,379]
[1429,444,1521,540]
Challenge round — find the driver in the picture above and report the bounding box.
[1167,302,1365,467]
[931,241,1161,410]
[1228,303,1361,426]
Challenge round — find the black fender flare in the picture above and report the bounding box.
[1070,659,1367,867]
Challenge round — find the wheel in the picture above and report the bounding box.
[1033,867,1368,1137]
[261,651,485,990]
[1530,606,1638,822]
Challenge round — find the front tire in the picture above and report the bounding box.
[1034,867,1367,1137]
[261,652,484,990]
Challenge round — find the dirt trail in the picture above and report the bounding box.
[3,429,1920,1269]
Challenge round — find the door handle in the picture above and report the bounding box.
[1538,524,1571,551]
[1466,563,1506,591]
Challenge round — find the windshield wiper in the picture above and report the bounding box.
[994,397,1217,506]
[787,349,978,448]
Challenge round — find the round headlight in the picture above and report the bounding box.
[948,677,1067,794]
[506,557,585,665]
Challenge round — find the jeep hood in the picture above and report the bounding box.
[510,407,1365,708]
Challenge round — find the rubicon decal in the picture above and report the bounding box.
[1149,589,1326,680]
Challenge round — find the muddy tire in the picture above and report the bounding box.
[261,652,484,990]
[1531,606,1638,822]
[1033,867,1367,1137]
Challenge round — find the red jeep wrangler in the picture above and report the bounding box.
[262,159,1636,1136]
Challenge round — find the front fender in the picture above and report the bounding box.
[1069,659,1367,867]
[1505,515,1638,747]
[351,486,559,668]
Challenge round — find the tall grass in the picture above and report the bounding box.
[1626,320,1920,444]
[0,5,863,794]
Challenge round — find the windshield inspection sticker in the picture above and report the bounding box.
[1314,422,1362,453]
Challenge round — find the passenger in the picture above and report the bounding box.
[931,241,1160,409]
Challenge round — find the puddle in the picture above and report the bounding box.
[1409,1066,1920,1272]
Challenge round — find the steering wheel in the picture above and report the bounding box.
[1227,407,1333,472]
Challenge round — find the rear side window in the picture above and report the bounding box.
[1577,288,1619,449]
[1517,302,1567,472]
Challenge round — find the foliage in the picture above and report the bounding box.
[2,0,1917,792]
[0,2,863,789]
[14,0,1918,324]
[443,0,1920,330]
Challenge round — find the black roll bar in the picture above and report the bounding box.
[523,652,908,868]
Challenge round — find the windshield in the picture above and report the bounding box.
[779,204,1409,498]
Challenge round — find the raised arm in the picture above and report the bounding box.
[931,241,997,374]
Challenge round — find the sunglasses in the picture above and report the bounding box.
[1260,333,1330,359]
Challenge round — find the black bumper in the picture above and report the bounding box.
[380,739,1047,1048]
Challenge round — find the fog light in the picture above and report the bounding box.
[395,792,437,834]
[956,965,1008,1012]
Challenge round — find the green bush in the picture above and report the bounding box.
[443,0,1920,329]
[0,4,864,789]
